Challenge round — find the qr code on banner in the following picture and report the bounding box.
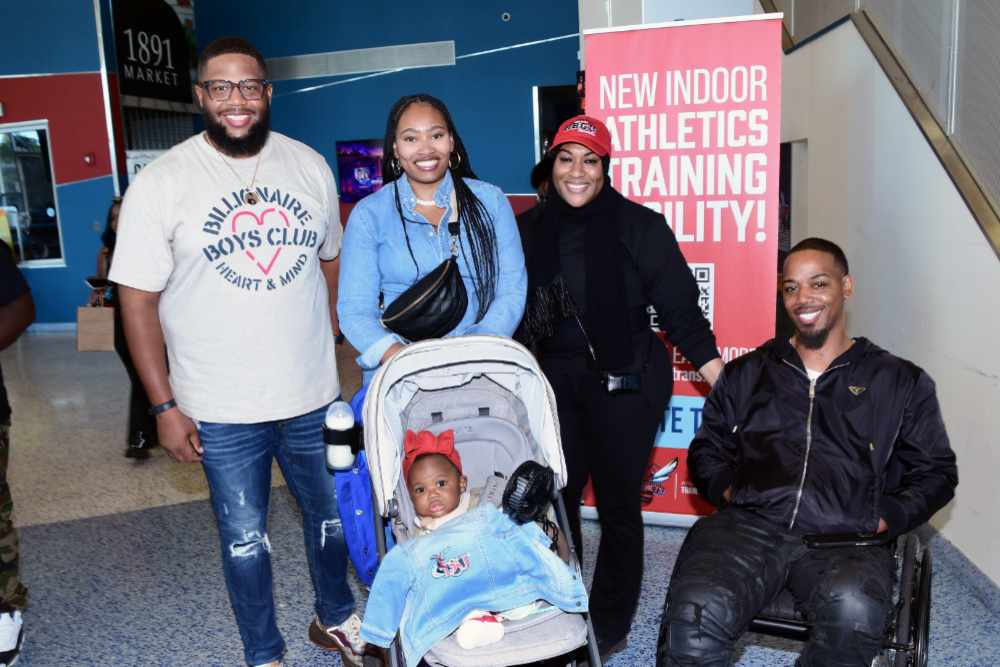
[689,263,714,328]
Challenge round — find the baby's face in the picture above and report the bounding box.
[407,454,467,518]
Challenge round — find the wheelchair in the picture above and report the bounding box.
[747,531,932,667]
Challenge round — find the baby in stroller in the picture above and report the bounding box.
[403,428,564,553]
[359,428,587,666]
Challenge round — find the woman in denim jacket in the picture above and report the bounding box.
[338,94,527,379]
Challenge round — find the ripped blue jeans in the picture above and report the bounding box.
[199,403,355,666]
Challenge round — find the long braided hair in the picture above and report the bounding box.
[380,94,499,322]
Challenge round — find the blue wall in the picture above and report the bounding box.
[194,1,579,193]
[27,177,117,323]
[1,1,101,75]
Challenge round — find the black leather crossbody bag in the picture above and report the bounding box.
[380,220,468,341]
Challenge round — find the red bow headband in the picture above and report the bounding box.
[403,429,461,481]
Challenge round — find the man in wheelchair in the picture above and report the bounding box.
[657,238,958,667]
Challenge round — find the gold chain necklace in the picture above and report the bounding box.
[209,137,263,205]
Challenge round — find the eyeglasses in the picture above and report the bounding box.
[199,79,270,101]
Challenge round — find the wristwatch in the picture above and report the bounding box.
[148,398,178,416]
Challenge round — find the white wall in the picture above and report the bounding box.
[782,21,1000,584]
[578,0,767,66]
[642,0,756,23]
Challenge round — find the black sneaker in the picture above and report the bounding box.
[0,610,23,667]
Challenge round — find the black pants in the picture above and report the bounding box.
[658,507,894,667]
[113,299,155,446]
[541,338,670,644]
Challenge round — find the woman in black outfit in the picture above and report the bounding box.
[97,198,157,459]
[517,115,723,657]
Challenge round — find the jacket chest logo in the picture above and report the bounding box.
[431,552,471,578]
[848,385,867,396]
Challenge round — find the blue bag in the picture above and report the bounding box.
[335,385,393,586]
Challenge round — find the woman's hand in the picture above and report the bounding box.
[381,342,406,364]
[699,357,724,387]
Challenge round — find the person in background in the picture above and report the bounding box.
[95,197,158,458]
[0,240,34,667]
[515,156,552,249]
[337,93,526,382]
[95,196,120,280]
[517,115,722,659]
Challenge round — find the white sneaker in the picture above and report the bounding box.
[309,613,365,666]
[0,611,23,666]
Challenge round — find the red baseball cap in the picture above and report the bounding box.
[549,115,612,157]
[403,429,462,481]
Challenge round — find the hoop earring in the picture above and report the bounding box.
[449,152,462,170]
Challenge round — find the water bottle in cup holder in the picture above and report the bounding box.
[323,400,358,471]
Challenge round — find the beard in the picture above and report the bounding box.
[796,326,831,350]
[204,104,270,157]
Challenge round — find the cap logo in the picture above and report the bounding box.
[566,119,598,136]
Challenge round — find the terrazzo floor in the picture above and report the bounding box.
[4,332,999,666]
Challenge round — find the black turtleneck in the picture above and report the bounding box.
[525,181,634,369]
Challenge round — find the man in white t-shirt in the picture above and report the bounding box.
[109,37,363,667]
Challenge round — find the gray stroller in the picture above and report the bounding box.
[362,335,603,667]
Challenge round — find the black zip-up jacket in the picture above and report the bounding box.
[689,337,958,537]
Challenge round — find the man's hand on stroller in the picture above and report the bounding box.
[156,409,203,462]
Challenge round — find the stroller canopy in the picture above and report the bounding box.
[362,336,565,516]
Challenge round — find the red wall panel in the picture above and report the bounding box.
[1,73,112,185]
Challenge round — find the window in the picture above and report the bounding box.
[0,121,64,266]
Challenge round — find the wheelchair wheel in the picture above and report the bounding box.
[912,547,933,667]
[892,534,920,667]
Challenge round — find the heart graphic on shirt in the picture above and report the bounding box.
[231,208,290,276]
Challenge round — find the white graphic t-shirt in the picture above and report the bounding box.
[110,131,342,423]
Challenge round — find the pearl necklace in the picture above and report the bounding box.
[414,197,440,207]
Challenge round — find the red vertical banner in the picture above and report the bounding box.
[580,16,782,525]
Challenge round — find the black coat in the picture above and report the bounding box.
[689,337,958,537]
[518,190,719,373]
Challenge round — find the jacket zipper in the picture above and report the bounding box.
[788,377,816,529]
[781,358,850,530]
